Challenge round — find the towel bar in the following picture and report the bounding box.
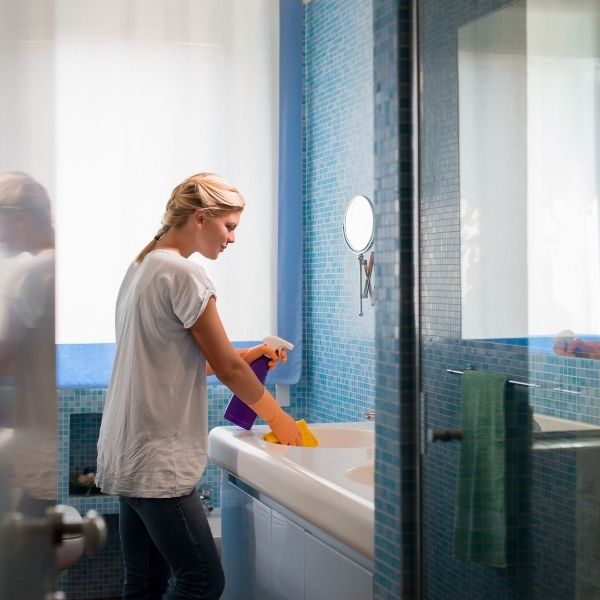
[446,368,540,389]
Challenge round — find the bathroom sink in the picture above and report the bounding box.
[533,413,598,432]
[532,413,600,450]
[299,424,374,448]
[208,422,375,559]
[345,463,374,486]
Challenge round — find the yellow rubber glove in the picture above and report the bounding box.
[252,389,302,446]
[243,344,287,370]
[264,419,319,447]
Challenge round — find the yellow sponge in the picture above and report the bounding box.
[263,419,319,447]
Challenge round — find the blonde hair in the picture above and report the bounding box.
[0,171,52,226]
[136,172,245,262]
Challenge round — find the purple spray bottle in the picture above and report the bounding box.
[224,335,294,429]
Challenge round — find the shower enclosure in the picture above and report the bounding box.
[418,0,600,598]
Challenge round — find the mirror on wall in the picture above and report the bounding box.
[459,0,600,354]
[343,195,375,316]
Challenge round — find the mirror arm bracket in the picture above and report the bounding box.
[358,253,364,316]
[358,251,375,316]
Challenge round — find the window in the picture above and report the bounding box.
[55,0,279,344]
[0,0,302,387]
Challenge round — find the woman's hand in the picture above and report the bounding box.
[553,338,600,359]
[242,344,287,370]
[250,389,302,445]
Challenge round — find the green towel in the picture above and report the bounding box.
[454,370,508,568]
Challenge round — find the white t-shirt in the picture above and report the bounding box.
[3,249,56,501]
[96,249,216,497]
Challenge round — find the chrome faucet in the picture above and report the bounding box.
[364,409,375,422]
[199,488,213,514]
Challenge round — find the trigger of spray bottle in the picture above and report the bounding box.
[223,336,294,429]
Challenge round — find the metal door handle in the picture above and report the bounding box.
[427,428,463,442]
[3,505,107,557]
[67,509,106,556]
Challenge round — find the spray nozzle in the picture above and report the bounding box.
[261,335,294,351]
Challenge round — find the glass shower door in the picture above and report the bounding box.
[418,0,600,598]
[0,3,107,597]
[0,2,60,596]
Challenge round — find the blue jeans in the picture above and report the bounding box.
[119,490,224,600]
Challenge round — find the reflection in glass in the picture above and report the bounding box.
[455,3,600,598]
[0,1,58,595]
[0,172,56,596]
[459,0,600,347]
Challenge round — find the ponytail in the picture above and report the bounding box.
[135,224,170,263]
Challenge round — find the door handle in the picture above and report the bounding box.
[427,428,463,442]
[3,504,107,558]
[55,506,107,556]
[2,505,106,598]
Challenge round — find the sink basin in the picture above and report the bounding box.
[311,426,374,448]
[533,413,599,432]
[301,425,374,448]
[261,424,374,448]
[345,463,374,486]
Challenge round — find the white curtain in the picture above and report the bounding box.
[1,0,279,344]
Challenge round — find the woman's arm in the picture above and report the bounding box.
[191,298,301,445]
[206,348,248,377]
[191,299,264,401]
[205,345,284,376]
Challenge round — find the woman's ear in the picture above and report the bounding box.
[195,210,204,225]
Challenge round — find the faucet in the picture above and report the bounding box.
[364,409,375,422]
[199,488,213,514]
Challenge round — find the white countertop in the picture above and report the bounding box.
[208,422,375,560]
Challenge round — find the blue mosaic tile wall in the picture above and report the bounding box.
[419,1,600,598]
[531,449,576,599]
[300,0,376,424]
[372,0,414,598]
[61,514,123,600]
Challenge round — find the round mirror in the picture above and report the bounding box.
[343,195,374,254]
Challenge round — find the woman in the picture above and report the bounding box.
[96,172,302,600]
[0,172,56,516]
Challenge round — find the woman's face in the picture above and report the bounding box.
[197,210,241,260]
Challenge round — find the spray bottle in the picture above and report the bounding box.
[224,335,294,429]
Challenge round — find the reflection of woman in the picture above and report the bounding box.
[96,172,301,599]
[553,330,600,359]
[0,172,56,598]
[0,172,56,515]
